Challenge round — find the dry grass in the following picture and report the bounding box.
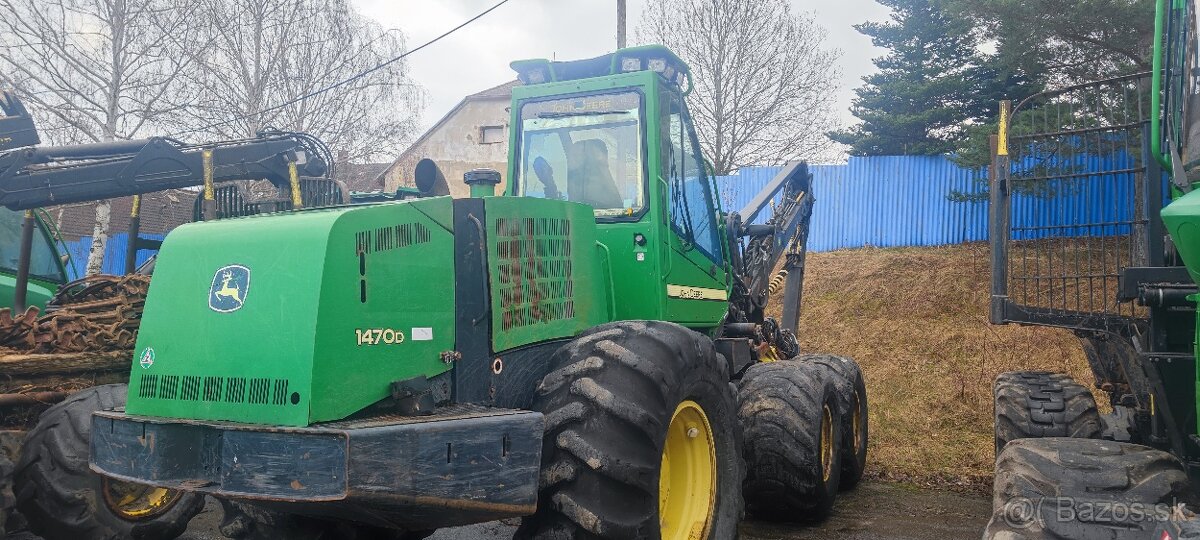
[768,242,1095,493]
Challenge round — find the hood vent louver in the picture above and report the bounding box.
[137,374,290,406]
[355,222,431,255]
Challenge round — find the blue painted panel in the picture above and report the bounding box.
[715,156,990,252]
[714,154,1147,253]
[62,233,164,280]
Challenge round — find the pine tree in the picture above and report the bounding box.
[830,0,983,156]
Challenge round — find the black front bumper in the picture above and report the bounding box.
[90,406,543,529]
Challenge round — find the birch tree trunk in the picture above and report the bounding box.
[0,0,199,275]
[85,200,112,275]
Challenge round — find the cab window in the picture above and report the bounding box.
[517,91,645,218]
[663,92,722,264]
[0,209,65,283]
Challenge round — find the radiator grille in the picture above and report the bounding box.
[355,222,431,254]
[137,374,290,406]
[494,217,576,330]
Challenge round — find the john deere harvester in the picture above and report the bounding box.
[984,1,1200,538]
[74,46,870,539]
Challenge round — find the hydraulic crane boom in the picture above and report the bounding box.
[0,91,330,210]
[0,91,38,152]
[725,162,815,336]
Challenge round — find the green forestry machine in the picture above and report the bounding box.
[62,46,871,540]
[985,0,1200,538]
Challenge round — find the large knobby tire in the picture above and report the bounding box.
[14,384,204,540]
[994,371,1102,457]
[984,437,1192,540]
[803,354,868,490]
[517,321,743,540]
[738,360,842,521]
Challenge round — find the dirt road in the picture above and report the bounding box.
[180,481,991,540]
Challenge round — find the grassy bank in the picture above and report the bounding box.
[769,243,1095,492]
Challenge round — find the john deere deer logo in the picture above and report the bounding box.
[209,265,250,312]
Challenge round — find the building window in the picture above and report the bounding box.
[480,125,505,144]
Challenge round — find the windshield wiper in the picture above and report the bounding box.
[537,110,628,119]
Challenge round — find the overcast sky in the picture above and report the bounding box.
[350,0,893,136]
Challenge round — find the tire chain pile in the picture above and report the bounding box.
[0,275,149,354]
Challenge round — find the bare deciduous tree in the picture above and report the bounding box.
[638,0,842,174]
[0,0,423,275]
[0,0,200,274]
[175,0,423,163]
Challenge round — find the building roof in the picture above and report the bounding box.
[334,162,390,192]
[374,80,520,186]
[46,189,196,240]
[466,80,521,100]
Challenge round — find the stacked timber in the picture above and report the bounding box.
[0,275,148,426]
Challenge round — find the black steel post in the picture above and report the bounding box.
[14,210,34,310]
[989,105,1012,325]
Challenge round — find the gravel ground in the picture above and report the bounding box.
[179,480,991,540]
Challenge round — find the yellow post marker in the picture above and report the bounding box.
[288,160,303,209]
[202,149,215,201]
[127,195,143,274]
[997,100,1011,157]
[201,149,216,221]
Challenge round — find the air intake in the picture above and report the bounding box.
[137,374,290,406]
[355,223,431,255]
[494,217,576,330]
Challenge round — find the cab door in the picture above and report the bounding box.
[661,90,729,327]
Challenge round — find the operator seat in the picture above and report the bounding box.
[566,139,624,210]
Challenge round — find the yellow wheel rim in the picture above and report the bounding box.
[659,400,716,540]
[820,404,834,483]
[101,477,183,521]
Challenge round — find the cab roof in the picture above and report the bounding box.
[510,45,692,94]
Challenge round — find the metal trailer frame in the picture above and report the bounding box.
[988,72,1199,468]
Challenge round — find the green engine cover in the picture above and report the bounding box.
[125,198,456,426]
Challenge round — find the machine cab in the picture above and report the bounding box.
[506,46,730,328]
[0,207,69,308]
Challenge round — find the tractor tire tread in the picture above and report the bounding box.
[984,437,1192,539]
[14,384,203,540]
[518,320,743,540]
[994,371,1101,457]
[738,360,842,520]
[800,353,869,490]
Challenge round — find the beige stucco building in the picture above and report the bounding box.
[377,81,519,198]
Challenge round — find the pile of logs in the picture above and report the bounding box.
[0,274,149,354]
[0,275,148,415]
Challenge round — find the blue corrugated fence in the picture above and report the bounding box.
[715,154,1141,253]
[715,156,990,252]
[61,233,164,280]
